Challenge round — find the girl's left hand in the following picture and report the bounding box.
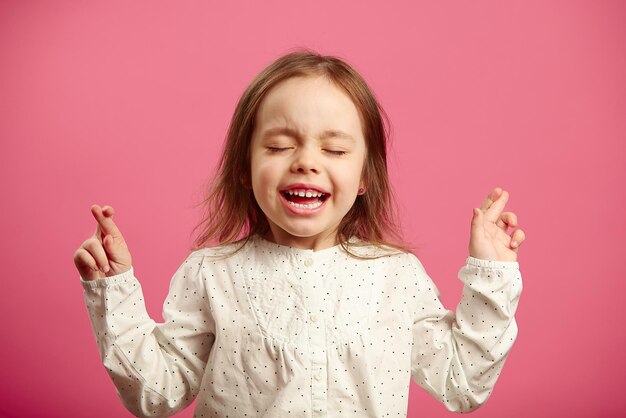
[469,187,526,262]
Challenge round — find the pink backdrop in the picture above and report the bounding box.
[1,1,624,417]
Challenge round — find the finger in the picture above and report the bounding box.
[101,205,115,217]
[470,207,484,236]
[496,211,517,230]
[73,247,106,280]
[484,189,509,223]
[91,204,122,239]
[510,228,526,249]
[479,187,502,212]
[81,237,111,273]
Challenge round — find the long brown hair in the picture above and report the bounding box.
[190,48,409,257]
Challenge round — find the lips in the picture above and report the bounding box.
[280,184,330,210]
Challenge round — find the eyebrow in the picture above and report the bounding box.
[261,127,355,142]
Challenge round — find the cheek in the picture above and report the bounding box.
[251,160,279,193]
[333,166,363,198]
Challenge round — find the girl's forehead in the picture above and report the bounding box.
[254,76,363,136]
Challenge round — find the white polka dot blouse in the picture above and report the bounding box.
[80,234,522,417]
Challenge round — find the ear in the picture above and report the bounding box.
[357,156,370,195]
[358,177,367,195]
[240,173,251,189]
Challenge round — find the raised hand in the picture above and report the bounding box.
[73,205,132,281]
[469,187,526,262]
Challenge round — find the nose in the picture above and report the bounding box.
[291,146,320,174]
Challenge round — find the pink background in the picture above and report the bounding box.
[1,1,624,417]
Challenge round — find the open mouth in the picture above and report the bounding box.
[281,189,329,209]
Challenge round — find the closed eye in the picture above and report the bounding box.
[324,149,347,156]
[266,147,292,153]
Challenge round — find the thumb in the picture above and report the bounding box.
[471,208,483,231]
[101,233,132,275]
[102,234,119,257]
[102,234,110,250]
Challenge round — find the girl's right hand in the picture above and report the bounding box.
[73,205,132,281]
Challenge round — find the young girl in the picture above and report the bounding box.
[74,50,525,417]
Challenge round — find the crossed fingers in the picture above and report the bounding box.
[480,187,508,223]
[480,187,526,249]
[92,205,121,241]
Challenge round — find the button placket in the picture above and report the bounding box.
[303,255,328,416]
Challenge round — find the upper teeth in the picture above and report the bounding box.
[286,189,325,198]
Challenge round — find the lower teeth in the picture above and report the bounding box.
[288,200,322,209]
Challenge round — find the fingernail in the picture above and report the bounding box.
[101,265,110,273]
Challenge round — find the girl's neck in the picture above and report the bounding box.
[262,229,340,252]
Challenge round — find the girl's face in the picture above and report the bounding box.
[250,75,367,250]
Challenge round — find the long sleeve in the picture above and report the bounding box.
[80,252,215,417]
[410,255,522,413]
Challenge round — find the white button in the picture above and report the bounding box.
[304,258,313,267]
[309,314,318,323]
[314,372,322,381]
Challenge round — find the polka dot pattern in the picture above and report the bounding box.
[80,234,522,417]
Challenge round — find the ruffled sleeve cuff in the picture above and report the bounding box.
[465,256,519,270]
[80,267,136,290]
